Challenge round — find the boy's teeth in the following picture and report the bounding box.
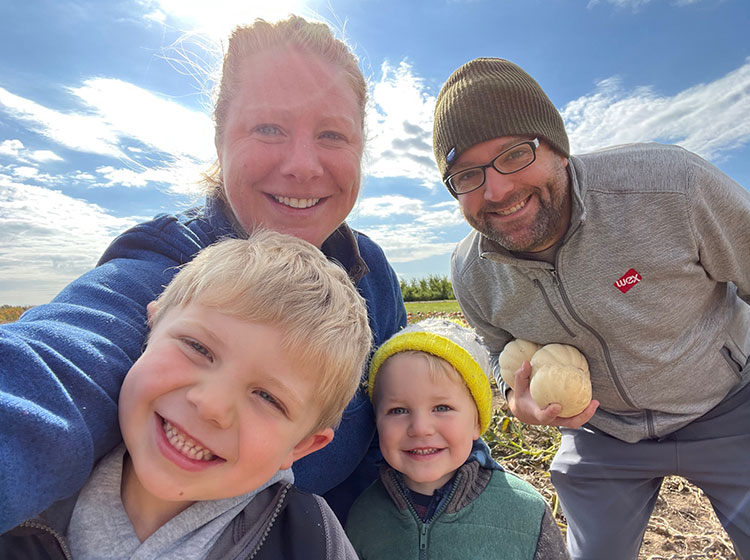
[409,448,440,455]
[274,196,321,209]
[162,420,216,461]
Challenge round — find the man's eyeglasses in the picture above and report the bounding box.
[444,138,540,196]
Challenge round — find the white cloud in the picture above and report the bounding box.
[29,150,63,162]
[0,139,23,156]
[358,195,424,218]
[587,0,706,10]
[144,0,312,42]
[363,222,459,263]
[358,194,462,224]
[562,59,750,161]
[414,208,464,228]
[0,178,139,305]
[0,79,215,192]
[365,60,438,187]
[0,86,125,158]
[353,194,464,263]
[0,79,214,162]
[93,160,206,196]
[12,166,38,178]
[69,78,214,161]
[587,0,652,8]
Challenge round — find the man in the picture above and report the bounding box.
[433,57,750,560]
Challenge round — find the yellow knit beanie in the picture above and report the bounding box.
[369,318,493,434]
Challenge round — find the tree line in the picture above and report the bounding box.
[399,275,454,302]
[0,305,31,324]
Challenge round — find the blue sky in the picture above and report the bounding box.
[1,0,749,305]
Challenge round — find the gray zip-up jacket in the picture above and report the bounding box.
[0,483,357,560]
[452,143,750,443]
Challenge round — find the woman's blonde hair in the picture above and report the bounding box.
[203,15,367,196]
[151,230,372,433]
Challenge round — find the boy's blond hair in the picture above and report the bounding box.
[150,230,372,433]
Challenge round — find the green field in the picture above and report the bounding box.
[404,299,461,314]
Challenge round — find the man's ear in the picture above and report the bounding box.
[146,301,159,326]
[279,428,335,470]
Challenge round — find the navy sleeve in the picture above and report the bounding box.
[0,215,207,532]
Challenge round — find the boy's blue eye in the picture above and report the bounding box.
[185,339,212,361]
[434,404,452,413]
[255,389,284,412]
[388,407,408,415]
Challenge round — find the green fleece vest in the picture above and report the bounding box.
[347,469,546,559]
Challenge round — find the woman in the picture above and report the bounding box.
[0,16,406,531]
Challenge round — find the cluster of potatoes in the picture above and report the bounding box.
[498,340,592,418]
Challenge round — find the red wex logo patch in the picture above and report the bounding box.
[614,268,642,293]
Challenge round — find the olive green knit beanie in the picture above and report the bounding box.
[433,58,570,183]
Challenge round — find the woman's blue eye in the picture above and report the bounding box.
[254,124,281,136]
[320,130,346,141]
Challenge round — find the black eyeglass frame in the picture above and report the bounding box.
[444,138,540,196]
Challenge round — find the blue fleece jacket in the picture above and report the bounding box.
[0,195,406,532]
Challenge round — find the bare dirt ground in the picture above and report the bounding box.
[489,399,738,560]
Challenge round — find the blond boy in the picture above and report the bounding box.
[1,231,370,560]
[346,318,568,559]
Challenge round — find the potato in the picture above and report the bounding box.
[498,339,541,388]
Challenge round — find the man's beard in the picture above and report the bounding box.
[466,172,570,253]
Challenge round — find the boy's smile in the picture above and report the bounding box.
[118,302,333,523]
[374,353,481,495]
[157,416,222,468]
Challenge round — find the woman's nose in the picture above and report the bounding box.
[280,136,324,182]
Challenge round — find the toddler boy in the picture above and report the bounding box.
[1,230,371,559]
[346,318,568,559]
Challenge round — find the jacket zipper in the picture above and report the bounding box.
[18,520,73,560]
[533,278,575,337]
[391,471,462,560]
[248,483,291,559]
[547,266,656,436]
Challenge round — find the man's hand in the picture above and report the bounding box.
[506,361,599,428]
